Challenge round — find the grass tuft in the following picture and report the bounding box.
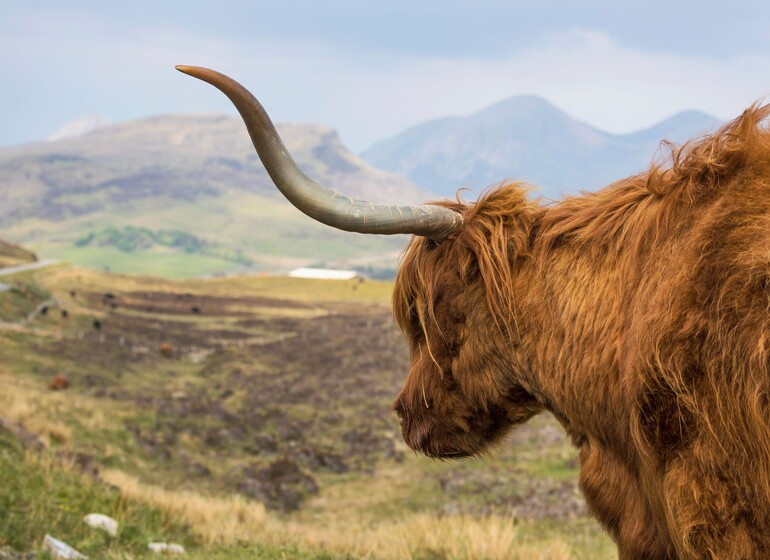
[0,426,194,556]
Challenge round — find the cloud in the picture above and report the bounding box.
[169,27,770,150]
[328,29,770,148]
[1,11,768,151]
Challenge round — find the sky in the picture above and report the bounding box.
[2,1,769,151]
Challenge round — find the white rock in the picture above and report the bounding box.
[41,535,88,559]
[83,513,118,536]
[148,542,186,555]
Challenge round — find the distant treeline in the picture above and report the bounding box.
[75,226,252,265]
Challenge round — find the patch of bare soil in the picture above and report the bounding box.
[82,289,313,317]
[236,458,319,513]
[438,466,586,520]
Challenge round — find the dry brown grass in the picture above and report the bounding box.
[0,374,91,446]
[101,469,274,545]
[0,373,104,423]
[102,468,573,559]
[298,513,573,560]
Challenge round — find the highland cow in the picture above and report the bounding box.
[177,65,770,559]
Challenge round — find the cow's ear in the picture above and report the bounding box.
[452,183,536,329]
[462,183,534,247]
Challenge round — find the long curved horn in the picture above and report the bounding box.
[175,66,463,241]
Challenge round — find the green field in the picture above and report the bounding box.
[16,192,408,278]
[44,246,253,278]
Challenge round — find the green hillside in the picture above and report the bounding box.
[0,115,426,278]
[0,424,351,559]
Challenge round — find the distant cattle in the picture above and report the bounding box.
[48,374,69,391]
[159,342,173,358]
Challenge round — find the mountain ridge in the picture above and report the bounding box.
[361,95,721,199]
[0,114,427,277]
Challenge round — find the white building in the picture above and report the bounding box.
[288,267,361,280]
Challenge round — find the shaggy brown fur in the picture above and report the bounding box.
[393,104,770,559]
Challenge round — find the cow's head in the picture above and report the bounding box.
[177,66,544,458]
[391,187,543,458]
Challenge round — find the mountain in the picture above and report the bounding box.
[0,114,427,277]
[361,97,721,199]
[621,110,720,146]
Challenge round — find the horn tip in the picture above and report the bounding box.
[175,65,208,79]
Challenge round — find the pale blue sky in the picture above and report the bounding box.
[2,1,769,150]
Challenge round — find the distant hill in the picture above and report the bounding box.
[0,238,36,268]
[361,96,722,199]
[0,114,427,277]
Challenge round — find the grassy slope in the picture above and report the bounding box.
[8,192,408,278]
[0,115,420,278]
[46,246,251,278]
[0,265,616,559]
[0,423,195,556]
[0,425,351,559]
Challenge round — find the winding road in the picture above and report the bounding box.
[0,259,58,293]
[0,259,59,277]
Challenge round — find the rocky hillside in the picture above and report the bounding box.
[362,96,721,199]
[0,115,427,277]
[0,238,36,268]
